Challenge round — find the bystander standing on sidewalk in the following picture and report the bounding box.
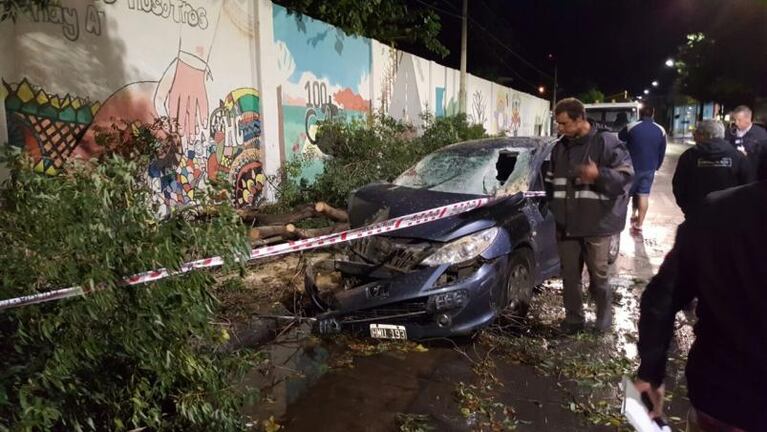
[634,151,767,432]
[619,104,667,235]
[725,105,767,175]
[545,98,634,334]
[673,119,752,218]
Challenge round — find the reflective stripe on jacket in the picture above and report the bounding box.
[545,128,634,237]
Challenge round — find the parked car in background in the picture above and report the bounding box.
[306,137,562,340]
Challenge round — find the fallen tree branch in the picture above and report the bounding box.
[315,201,349,222]
[285,223,350,239]
[247,225,292,241]
[239,204,316,225]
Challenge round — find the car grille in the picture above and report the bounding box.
[339,298,430,324]
[347,236,433,272]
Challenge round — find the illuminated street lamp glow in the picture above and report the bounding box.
[643,89,650,95]
[652,81,659,87]
[538,85,545,94]
[665,58,674,67]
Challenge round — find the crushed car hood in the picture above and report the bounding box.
[348,183,523,242]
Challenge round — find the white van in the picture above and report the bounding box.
[584,102,642,132]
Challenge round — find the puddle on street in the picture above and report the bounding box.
[240,323,330,425]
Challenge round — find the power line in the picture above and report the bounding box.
[468,0,554,80]
[411,0,547,93]
[415,0,554,82]
[412,0,463,20]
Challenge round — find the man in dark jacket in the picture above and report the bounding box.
[725,105,767,174]
[673,119,752,218]
[634,155,767,431]
[545,98,634,333]
[619,104,667,234]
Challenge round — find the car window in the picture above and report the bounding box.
[496,149,533,195]
[394,146,534,196]
[394,147,497,195]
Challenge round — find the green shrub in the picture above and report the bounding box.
[301,113,487,208]
[0,129,254,430]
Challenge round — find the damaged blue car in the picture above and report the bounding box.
[306,137,563,340]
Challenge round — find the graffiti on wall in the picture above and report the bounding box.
[4,77,264,212]
[25,2,106,41]
[493,90,523,136]
[379,49,427,125]
[4,78,99,175]
[435,86,458,118]
[273,5,371,180]
[471,90,487,126]
[4,0,265,214]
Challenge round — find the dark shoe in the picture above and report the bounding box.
[559,321,585,335]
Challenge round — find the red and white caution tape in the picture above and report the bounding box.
[0,191,544,311]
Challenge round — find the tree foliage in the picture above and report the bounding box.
[577,87,605,104]
[274,0,448,57]
[270,113,487,209]
[0,123,254,430]
[674,31,765,107]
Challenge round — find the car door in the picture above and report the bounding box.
[526,146,560,280]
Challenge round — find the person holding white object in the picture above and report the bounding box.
[634,152,767,432]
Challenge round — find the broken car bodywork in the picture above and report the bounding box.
[306,137,561,339]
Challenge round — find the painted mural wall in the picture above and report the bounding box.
[371,40,549,136]
[1,0,549,212]
[272,4,371,180]
[1,0,267,215]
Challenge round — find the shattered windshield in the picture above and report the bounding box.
[394,146,532,196]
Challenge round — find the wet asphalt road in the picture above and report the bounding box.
[243,141,692,431]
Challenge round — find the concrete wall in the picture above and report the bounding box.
[1,0,550,211]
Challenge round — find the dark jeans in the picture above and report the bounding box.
[556,233,612,330]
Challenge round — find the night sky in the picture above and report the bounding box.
[401,0,767,100]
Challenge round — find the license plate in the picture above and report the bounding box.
[369,324,407,340]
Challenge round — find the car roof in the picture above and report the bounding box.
[439,136,557,153]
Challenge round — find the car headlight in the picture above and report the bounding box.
[421,227,499,266]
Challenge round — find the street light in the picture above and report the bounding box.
[644,89,650,95]
[665,58,674,68]
[538,85,545,94]
[652,81,659,87]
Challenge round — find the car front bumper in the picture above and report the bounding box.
[307,255,510,339]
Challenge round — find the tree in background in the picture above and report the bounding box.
[674,31,766,108]
[577,87,605,104]
[274,0,448,57]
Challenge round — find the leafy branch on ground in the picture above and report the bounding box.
[0,119,256,430]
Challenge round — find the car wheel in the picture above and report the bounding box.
[505,248,534,319]
[608,233,620,265]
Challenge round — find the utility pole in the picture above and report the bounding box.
[552,64,557,108]
[459,0,468,114]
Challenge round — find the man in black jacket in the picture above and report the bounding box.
[672,119,752,218]
[545,98,634,333]
[725,105,767,174]
[634,154,767,431]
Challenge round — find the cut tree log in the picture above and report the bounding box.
[314,201,349,222]
[248,225,291,241]
[249,236,289,247]
[285,223,350,239]
[239,204,316,225]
